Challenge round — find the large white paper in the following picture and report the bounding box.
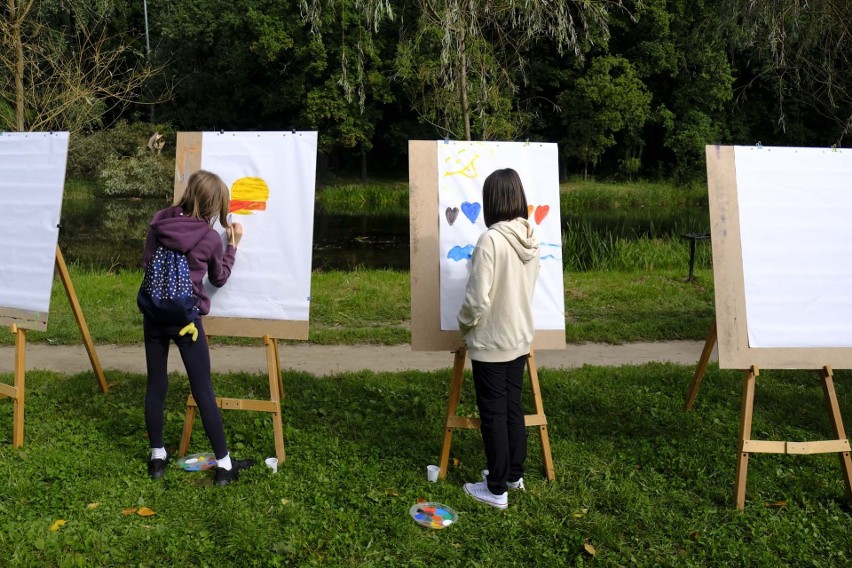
[0,132,69,317]
[438,141,565,331]
[199,132,317,321]
[735,146,852,347]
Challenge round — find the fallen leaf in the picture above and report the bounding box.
[121,507,138,516]
[384,489,400,497]
[765,500,787,509]
[689,531,699,540]
[86,502,100,510]
[583,543,597,557]
[416,497,427,504]
[137,507,157,517]
[280,498,290,506]
[49,519,66,532]
[451,458,461,467]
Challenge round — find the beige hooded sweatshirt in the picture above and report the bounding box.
[457,218,541,362]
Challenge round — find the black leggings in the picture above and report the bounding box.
[143,317,228,459]
[472,354,528,495]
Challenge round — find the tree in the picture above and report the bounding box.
[393,0,624,141]
[732,0,852,144]
[559,56,651,178]
[0,0,163,132]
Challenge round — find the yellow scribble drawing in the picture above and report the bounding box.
[229,177,270,215]
[444,154,480,178]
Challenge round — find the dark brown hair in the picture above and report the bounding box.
[175,170,230,227]
[482,168,528,227]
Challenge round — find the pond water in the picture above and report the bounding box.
[57,197,709,271]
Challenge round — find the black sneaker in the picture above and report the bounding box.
[148,456,168,480]
[214,459,256,486]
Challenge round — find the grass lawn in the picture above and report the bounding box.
[1,364,851,565]
[0,267,714,347]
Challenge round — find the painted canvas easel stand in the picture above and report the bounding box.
[1,246,108,447]
[178,334,286,464]
[734,365,852,510]
[437,346,556,481]
[684,318,717,411]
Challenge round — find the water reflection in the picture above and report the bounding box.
[57,197,708,271]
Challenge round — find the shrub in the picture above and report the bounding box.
[99,149,173,198]
[67,120,175,180]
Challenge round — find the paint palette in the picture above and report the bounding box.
[177,453,217,471]
[409,502,457,529]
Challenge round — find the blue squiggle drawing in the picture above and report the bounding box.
[448,244,475,261]
[541,255,559,260]
[540,242,561,248]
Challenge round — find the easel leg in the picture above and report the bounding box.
[265,336,286,464]
[684,319,717,411]
[527,350,556,481]
[819,366,852,502]
[12,326,26,447]
[178,397,197,458]
[735,365,758,510]
[55,246,109,394]
[438,347,467,479]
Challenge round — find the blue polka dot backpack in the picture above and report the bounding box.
[137,245,199,324]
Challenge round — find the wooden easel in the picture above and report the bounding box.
[178,334,286,463]
[734,365,852,510]
[1,246,108,447]
[437,346,556,481]
[684,318,717,411]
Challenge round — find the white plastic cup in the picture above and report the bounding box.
[426,464,440,482]
[265,457,278,474]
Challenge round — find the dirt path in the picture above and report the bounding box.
[0,341,715,376]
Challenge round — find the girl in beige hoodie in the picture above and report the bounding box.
[458,168,540,509]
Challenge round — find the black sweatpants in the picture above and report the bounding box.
[143,317,228,459]
[472,354,528,495]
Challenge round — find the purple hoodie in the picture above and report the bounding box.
[142,207,237,316]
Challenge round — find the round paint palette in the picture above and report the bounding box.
[409,502,457,529]
[177,453,217,471]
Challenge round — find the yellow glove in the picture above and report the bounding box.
[179,322,198,342]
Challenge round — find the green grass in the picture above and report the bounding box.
[560,178,707,211]
[317,182,409,216]
[1,267,714,346]
[2,364,851,565]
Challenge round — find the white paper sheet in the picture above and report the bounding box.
[0,132,69,317]
[199,132,317,321]
[735,146,852,347]
[437,141,565,331]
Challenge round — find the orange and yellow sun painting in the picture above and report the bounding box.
[229,177,270,215]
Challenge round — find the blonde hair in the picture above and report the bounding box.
[175,170,230,227]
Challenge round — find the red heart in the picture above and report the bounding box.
[534,205,550,225]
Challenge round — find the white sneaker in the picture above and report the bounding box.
[464,480,508,509]
[481,469,525,491]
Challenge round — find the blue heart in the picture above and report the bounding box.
[461,201,481,224]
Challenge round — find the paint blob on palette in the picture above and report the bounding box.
[177,453,217,471]
[409,502,458,529]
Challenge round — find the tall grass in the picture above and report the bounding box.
[561,178,707,211]
[317,182,409,216]
[564,220,712,272]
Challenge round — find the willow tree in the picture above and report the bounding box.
[0,0,162,132]
[392,0,625,141]
[734,0,852,144]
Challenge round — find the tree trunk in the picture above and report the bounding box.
[9,0,26,131]
[360,142,368,181]
[459,21,471,141]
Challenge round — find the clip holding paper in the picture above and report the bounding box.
[524,139,531,147]
[443,137,449,144]
[832,144,838,152]
[219,129,224,135]
[755,141,763,149]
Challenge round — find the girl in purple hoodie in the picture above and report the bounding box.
[141,170,254,485]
